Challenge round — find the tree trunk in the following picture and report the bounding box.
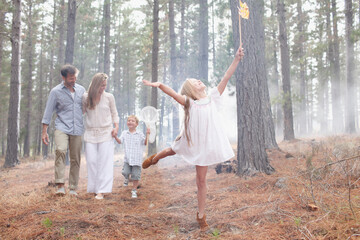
[113,44,123,128]
[344,0,356,133]
[211,0,216,72]
[198,0,208,82]
[149,0,159,155]
[331,0,342,133]
[23,1,33,157]
[278,0,295,140]
[57,0,65,82]
[4,0,21,168]
[296,0,307,135]
[103,0,110,77]
[169,0,179,140]
[39,26,47,157]
[270,1,282,138]
[49,0,56,90]
[0,0,6,157]
[98,5,104,72]
[65,0,76,64]
[160,50,167,145]
[230,0,274,176]
[179,0,186,83]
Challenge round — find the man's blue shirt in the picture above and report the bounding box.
[42,82,85,136]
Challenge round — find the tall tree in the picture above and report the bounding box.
[179,0,186,83]
[103,0,110,77]
[149,0,160,154]
[295,0,307,135]
[169,0,179,139]
[0,0,8,157]
[198,0,208,81]
[65,0,76,64]
[278,0,295,140]
[330,0,342,133]
[230,0,274,175]
[4,0,21,168]
[344,0,355,133]
[23,0,34,157]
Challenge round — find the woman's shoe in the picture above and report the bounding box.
[196,212,209,231]
[95,194,104,200]
[142,154,158,169]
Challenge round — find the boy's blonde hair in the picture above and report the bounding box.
[87,73,108,110]
[127,115,139,124]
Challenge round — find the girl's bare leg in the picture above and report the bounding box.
[196,165,208,218]
[152,147,176,163]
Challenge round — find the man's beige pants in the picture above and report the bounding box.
[54,129,82,190]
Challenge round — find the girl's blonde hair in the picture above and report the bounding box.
[179,78,203,145]
[87,73,108,110]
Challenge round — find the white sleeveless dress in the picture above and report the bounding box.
[171,88,235,166]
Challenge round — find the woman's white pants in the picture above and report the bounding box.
[85,140,114,194]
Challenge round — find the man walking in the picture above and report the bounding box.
[42,64,85,195]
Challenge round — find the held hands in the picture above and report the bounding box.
[143,79,161,88]
[111,126,119,138]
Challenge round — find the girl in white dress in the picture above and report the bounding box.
[142,46,244,230]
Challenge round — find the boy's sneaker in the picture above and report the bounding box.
[69,190,78,196]
[55,187,65,195]
[131,189,137,198]
[123,179,129,187]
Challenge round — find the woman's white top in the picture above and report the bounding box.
[82,92,119,143]
[171,88,235,166]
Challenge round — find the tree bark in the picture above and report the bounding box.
[277,0,295,140]
[4,0,21,168]
[65,0,76,64]
[103,0,110,77]
[230,0,274,175]
[331,0,342,133]
[0,0,6,157]
[296,0,307,135]
[198,0,208,82]
[23,1,33,157]
[169,0,179,140]
[149,0,159,155]
[344,0,355,133]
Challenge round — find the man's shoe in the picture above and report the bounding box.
[55,187,65,195]
[123,179,129,186]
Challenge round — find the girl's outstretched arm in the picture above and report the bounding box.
[143,80,186,105]
[217,46,244,95]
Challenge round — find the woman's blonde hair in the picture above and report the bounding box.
[86,73,108,110]
[179,78,203,145]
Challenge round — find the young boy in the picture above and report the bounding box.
[115,115,150,198]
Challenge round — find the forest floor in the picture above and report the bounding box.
[1,136,360,239]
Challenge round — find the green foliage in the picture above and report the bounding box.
[211,228,221,238]
[42,217,52,231]
[294,217,302,227]
[173,224,179,234]
[59,227,65,237]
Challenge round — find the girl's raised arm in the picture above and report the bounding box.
[217,46,244,95]
[143,80,186,105]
